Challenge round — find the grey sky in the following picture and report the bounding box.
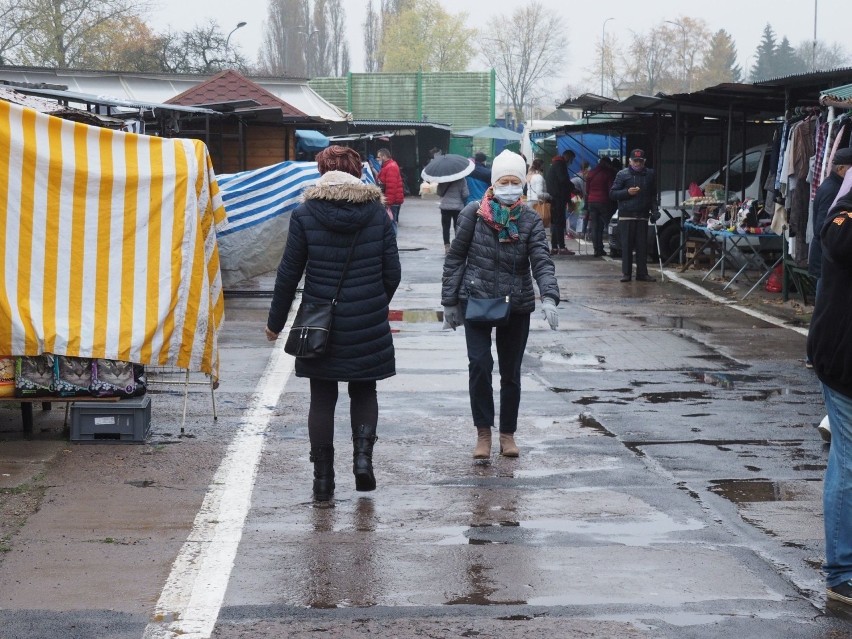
[150,0,841,94]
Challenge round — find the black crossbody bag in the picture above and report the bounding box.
[465,221,516,326]
[284,231,360,358]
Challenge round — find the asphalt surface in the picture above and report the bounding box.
[0,196,848,639]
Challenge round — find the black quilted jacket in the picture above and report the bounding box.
[267,177,401,381]
[442,201,560,312]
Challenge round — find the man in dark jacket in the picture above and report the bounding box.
[807,192,852,608]
[610,148,657,282]
[809,148,852,279]
[585,156,616,257]
[466,152,492,205]
[545,149,576,255]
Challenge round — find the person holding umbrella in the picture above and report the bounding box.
[421,154,475,253]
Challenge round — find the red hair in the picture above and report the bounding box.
[316,145,363,177]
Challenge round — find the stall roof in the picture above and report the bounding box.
[3,83,221,116]
[350,119,452,130]
[0,85,125,126]
[0,65,350,122]
[820,83,852,108]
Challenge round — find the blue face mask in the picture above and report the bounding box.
[493,184,523,205]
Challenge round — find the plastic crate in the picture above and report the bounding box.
[70,395,151,443]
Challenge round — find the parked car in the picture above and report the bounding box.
[608,144,772,260]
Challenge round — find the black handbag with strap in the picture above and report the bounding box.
[284,231,360,358]
[464,220,516,326]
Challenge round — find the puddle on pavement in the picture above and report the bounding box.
[573,396,630,406]
[741,388,809,401]
[433,512,704,548]
[708,479,817,503]
[578,413,616,437]
[632,315,712,332]
[688,371,735,389]
[540,352,606,368]
[639,391,711,403]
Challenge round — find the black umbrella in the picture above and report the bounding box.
[421,154,475,183]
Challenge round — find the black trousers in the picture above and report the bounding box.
[618,218,650,277]
[441,209,460,245]
[308,379,378,448]
[463,311,531,433]
[588,202,613,254]
[550,201,566,249]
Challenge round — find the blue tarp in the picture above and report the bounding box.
[556,133,623,176]
[295,129,330,153]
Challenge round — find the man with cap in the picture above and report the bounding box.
[442,149,559,460]
[610,149,657,282]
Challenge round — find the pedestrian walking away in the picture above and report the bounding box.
[266,145,402,503]
[610,148,658,282]
[807,191,852,606]
[373,147,405,227]
[545,149,576,255]
[421,153,475,254]
[585,156,616,257]
[437,178,469,253]
[526,157,551,229]
[441,149,560,460]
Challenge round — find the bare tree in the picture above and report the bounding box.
[0,0,26,64]
[795,40,850,72]
[15,0,151,68]
[259,0,308,76]
[363,0,382,72]
[479,2,567,124]
[159,20,249,74]
[619,25,676,96]
[663,17,710,93]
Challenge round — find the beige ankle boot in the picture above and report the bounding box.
[499,433,519,457]
[473,427,492,459]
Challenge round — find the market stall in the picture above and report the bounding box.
[0,99,228,434]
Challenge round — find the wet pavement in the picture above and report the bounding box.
[0,196,848,638]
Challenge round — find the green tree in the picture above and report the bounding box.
[479,1,567,124]
[696,29,742,88]
[380,0,473,72]
[774,36,805,77]
[15,0,151,68]
[750,24,777,81]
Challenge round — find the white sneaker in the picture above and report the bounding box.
[817,415,831,443]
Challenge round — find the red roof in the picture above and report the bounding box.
[166,69,307,118]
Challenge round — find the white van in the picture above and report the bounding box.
[608,143,772,259]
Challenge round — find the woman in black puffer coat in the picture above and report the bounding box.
[266,146,401,502]
[442,150,559,460]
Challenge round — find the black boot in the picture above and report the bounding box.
[309,445,335,502]
[352,424,378,492]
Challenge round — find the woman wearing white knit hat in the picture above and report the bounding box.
[441,149,560,459]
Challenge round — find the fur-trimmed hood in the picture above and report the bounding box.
[301,170,387,234]
[303,170,384,204]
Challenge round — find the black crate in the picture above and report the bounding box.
[70,395,151,443]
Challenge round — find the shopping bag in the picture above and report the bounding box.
[533,201,551,228]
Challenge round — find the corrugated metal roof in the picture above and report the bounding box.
[820,82,852,107]
[352,119,451,129]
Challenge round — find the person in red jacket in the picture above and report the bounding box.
[375,148,405,225]
[585,156,616,257]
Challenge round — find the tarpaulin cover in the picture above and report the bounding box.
[0,99,228,376]
[216,161,375,287]
[295,129,330,152]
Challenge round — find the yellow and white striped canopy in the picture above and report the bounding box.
[0,100,228,376]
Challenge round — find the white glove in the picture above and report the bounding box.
[443,305,463,330]
[541,298,558,330]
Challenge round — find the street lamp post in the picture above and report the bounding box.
[600,17,614,96]
[225,21,247,66]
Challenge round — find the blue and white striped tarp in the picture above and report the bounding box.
[215,161,375,287]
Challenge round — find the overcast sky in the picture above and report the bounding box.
[149,0,841,94]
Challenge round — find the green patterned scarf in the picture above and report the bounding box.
[478,187,521,242]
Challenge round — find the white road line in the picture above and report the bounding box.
[663,270,810,336]
[142,328,295,639]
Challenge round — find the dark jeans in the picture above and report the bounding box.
[463,310,531,433]
[588,202,613,254]
[308,379,378,448]
[618,218,649,277]
[389,204,401,223]
[550,202,566,249]
[441,209,460,245]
